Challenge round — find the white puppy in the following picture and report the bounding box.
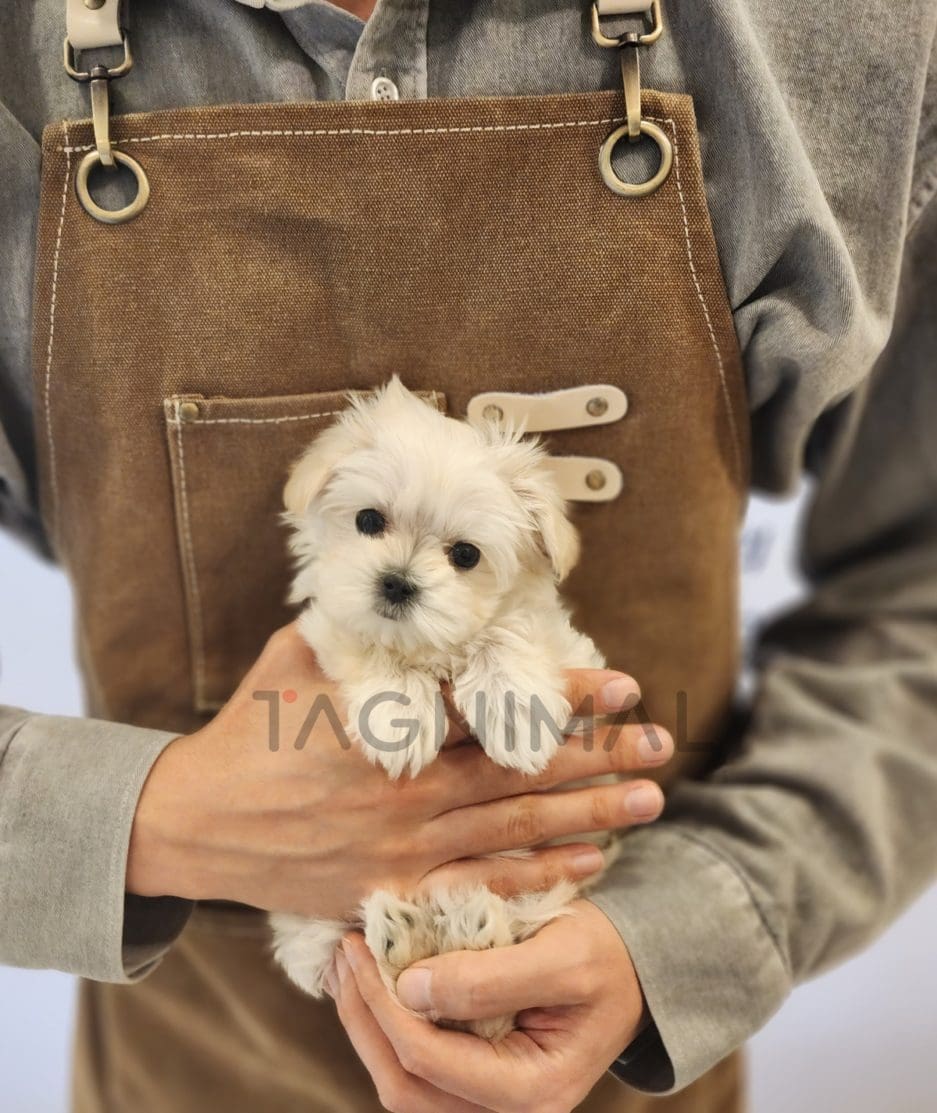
[271,377,613,1040]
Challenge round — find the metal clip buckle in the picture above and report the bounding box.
[63,32,149,222]
[619,42,642,142]
[590,1,673,197]
[590,1,663,49]
[63,32,133,82]
[590,2,662,141]
[63,33,132,169]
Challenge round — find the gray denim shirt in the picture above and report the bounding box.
[1,0,936,1096]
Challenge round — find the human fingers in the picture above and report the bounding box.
[341,935,538,1112]
[433,779,665,858]
[562,669,641,719]
[420,842,606,898]
[393,921,593,1023]
[333,949,490,1113]
[430,719,673,811]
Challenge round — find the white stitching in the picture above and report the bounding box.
[42,121,71,550]
[166,409,343,426]
[57,116,624,152]
[164,390,443,427]
[664,118,744,482]
[172,402,208,708]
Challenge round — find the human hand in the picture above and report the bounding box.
[127,624,672,919]
[333,900,645,1113]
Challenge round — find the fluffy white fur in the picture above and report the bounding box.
[270,378,613,1040]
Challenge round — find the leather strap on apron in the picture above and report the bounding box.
[36,6,750,1111]
[65,0,124,51]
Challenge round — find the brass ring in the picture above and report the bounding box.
[75,149,150,224]
[598,120,673,198]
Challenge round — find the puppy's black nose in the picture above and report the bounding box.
[380,572,418,606]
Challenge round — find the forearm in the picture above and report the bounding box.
[593,633,937,1093]
[592,190,937,1095]
[0,706,191,981]
[595,532,937,1091]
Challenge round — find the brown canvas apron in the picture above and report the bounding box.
[32,22,750,1112]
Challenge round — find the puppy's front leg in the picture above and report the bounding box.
[452,641,570,774]
[345,668,444,780]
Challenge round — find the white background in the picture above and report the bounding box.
[1,494,934,1112]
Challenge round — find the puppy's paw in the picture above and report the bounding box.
[345,673,443,779]
[269,912,346,998]
[446,882,579,1038]
[506,685,570,774]
[433,886,515,953]
[429,887,518,1041]
[455,674,570,775]
[363,890,438,989]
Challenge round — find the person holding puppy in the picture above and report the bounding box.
[2,1,937,1112]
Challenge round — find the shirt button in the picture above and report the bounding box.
[370,76,400,102]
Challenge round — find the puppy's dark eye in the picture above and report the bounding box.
[356,509,386,536]
[450,542,481,570]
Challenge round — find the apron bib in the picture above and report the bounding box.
[33,11,749,1107]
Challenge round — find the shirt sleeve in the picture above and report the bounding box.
[0,101,48,556]
[0,706,193,981]
[0,83,192,982]
[590,193,937,1092]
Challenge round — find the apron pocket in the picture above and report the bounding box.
[163,388,446,713]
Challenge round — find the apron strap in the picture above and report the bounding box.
[595,0,658,14]
[66,0,125,51]
[590,0,672,197]
[59,0,670,218]
[591,1,663,49]
[63,0,148,222]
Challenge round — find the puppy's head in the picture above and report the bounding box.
[285,376,579,654]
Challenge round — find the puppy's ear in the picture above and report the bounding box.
[515,462,580,582]
[490,436,580,582]
[284,414,367,515]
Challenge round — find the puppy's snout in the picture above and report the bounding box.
[379,571,418,607]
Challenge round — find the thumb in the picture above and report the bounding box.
[396,927,580,1021]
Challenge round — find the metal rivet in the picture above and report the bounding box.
[483,404,504,422]
[586,396,609,418]
[178,401,201,422]
[84,0,106,9]
[586,469,607,491]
